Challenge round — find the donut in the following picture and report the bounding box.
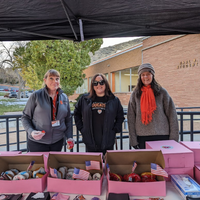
[5,170,15,179]
[93,173,101,180]
[13,174,26,180]
[33,167,45,178]
[10,169,20,175]
[18,171,30,179]
[0,172,10,180]
[58,167,67,179]
[35,173,44,178]
[67,168,74,173]
[109,172,122,181]
[66,172,73,180]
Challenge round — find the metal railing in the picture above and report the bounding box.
[0,107,200,152]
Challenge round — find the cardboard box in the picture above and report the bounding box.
[25,152,49,172]
[0,151,21,155]
[0,155,48,193]
[180,141,200,164]
[195,165,200,185]
[146,140,194,168]
[146,140,194,180]
[171,174,200,199]
[47,152,103,195]
[165,167,194,181]
[105,150,166,197]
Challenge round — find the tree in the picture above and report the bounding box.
[0,41,27,98]
[14,39,103,95]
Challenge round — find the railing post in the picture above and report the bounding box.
[76,128,79,152]
[16,117,20,151]
[6,118,10,151]
[190,114,194,141]
[180,113,184,141]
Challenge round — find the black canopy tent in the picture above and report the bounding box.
[0,0,200,42]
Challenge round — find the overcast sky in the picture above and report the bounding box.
[101,37,139,48]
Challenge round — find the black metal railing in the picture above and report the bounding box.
[0,107,200,152]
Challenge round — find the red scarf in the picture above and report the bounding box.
[140,85,156,125]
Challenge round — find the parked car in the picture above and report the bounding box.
[21,91,29,98]
[8,92,17,98]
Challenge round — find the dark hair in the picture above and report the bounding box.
[88,73,111,100]
[135,75,161,98]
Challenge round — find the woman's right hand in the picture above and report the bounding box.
[31,130,45,140]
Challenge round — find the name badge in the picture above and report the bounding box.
[51,120,60,127]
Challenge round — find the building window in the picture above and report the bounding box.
[112,66,139,93]
[76,78,88,94]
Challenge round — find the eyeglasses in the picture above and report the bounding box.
[93,80,105,86]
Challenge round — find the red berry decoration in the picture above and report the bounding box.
[127,173,141,182]
[140,172,156,182]
[109,172,122,181]
[123,174,129,181]
[41,130,45,133]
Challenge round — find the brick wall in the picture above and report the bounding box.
[114,92,132,107]
[142,34,200,107]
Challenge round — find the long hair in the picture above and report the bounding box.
[42,69,61,88]
[135,75,161,98]
[88,73,111,100]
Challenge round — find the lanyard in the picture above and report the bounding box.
[52,91,58,120]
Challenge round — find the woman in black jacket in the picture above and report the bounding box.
[74,73,124,154]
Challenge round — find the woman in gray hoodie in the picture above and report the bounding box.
[127,63,179,149]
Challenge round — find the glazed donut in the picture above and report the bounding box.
[33,167,45,178]
[93,173,101,180]
[13,174,26,180]
[66,172,73,180]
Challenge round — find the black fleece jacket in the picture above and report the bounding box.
[74,92,124,150]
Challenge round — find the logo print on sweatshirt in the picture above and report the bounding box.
[92,102,106,114]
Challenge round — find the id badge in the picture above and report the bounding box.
[51,120,60,127]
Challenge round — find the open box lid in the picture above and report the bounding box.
[47,152,103,173]
[105,150,165,176]
[0,155,45,172]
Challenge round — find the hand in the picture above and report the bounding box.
[67,138,75,150]
[31,130,45,140]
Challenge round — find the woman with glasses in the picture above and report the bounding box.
[74,73,124,155]
[128,63,179,149]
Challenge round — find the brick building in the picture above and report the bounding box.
[69,34,200,108]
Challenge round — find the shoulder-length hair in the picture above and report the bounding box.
[42,69,61,88]
[88,73,111,100]
[135,75,161,98]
